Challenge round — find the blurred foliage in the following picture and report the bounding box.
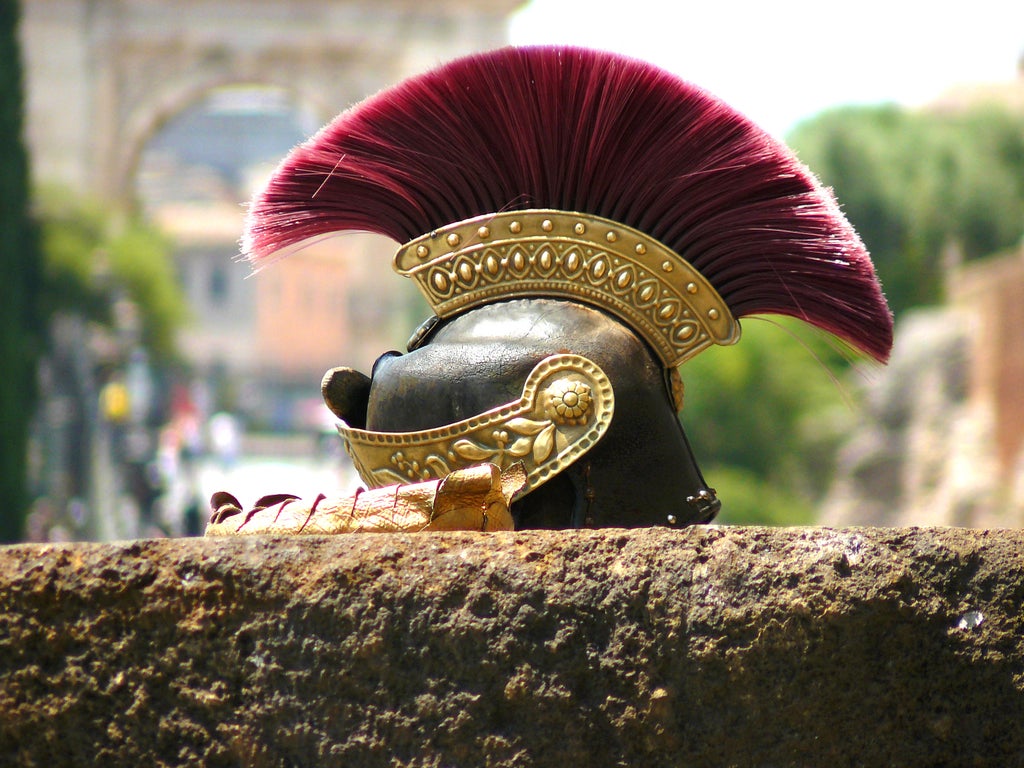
[680,318,866,525]
[688,103,1024,525]
[788,105,1024,315]
[37,187,188,361]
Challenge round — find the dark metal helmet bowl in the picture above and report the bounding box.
[244,46,893,530]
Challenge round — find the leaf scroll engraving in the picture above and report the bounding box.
[339,354,614,498]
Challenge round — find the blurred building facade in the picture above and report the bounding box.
[19,0,520,538]
[952,246,1024,488]
[21,0,520,205]
[823,64,1024,528]
[936,57,1024,480]
[21,0,520,427]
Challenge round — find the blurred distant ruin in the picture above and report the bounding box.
[822,69,1024,528]
[17,0,520,539]
[20,0,520,423]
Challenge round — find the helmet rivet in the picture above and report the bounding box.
[416,245,429,258]
[477,226,491,239]
[606,230,618,243]
[708,308,720,320]
[541,219,554,232]
[446,232,461,247]
[635,243,647,255]
[662,261,674,272]
[574,222,586,235]
[686,282,698,294]
[509,220,522,234]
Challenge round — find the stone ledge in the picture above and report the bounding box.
[2,527,1023,766]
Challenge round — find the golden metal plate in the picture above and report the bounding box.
[394,209,740,368]
[338,354,614,499]
[204,463,524,536]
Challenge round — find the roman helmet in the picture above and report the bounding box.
[242,46,892,530]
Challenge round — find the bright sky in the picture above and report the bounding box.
[509,0,1024,137]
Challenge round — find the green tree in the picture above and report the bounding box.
[0,1,43,542]
[683,104,1024,526]
[23,193,188,542]
[788,105,1024,315]
[680,318,861,525]
[37,188,188,362]
[0,112,186,541]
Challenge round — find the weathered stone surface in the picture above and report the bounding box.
[2,527,1023,766]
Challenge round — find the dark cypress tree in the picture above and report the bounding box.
[0,0,42,542]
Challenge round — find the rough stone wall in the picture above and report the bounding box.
[2,527,1023,766]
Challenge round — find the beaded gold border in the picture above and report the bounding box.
[338,354,614,499]
[394,210,740,368]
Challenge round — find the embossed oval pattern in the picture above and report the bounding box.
[430,269,453,296]
[562,247,584,276]
[636,279,659,306]
[455,256,476,286]
[613,266,635,292]
[657,298,681,322]
[483,251,501,277]
[509,248,529,277]
[674,321,698,342]
[536,247,556,276]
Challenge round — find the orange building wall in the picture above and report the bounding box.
[255,247,352,379]
[954,246,1024,479]
[254,234,415,380]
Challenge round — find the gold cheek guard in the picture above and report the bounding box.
[337,354,614,499]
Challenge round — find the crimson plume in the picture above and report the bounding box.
[244,45,893,362]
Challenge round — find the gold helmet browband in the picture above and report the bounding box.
[394,210,740,369]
